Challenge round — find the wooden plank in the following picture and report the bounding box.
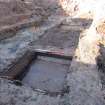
[29,46,74,60]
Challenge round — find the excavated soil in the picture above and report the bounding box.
[1,0,105,105]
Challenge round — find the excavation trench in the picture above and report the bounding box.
[1,50,72,96]
[0,16,93,96]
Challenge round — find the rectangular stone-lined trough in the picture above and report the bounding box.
[0,49,72,93]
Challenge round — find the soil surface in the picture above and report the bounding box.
[0,0,105,105]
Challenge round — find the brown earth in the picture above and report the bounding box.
[0,0,50,28]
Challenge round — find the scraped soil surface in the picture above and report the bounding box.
[34,26,80,49]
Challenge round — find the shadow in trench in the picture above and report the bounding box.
[97,44,105,89]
